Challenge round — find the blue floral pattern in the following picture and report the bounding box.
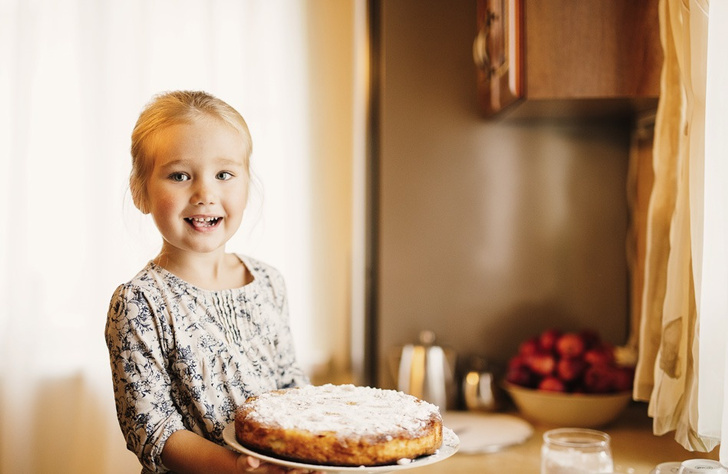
[105,255,309,473]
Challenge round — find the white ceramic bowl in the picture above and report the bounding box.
[503,382,632,428]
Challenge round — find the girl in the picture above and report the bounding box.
[105,90,314,473]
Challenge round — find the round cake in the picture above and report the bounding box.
[234,384,443,466]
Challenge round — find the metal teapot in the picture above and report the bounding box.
[396,330,457,411]
[462,356,502,412]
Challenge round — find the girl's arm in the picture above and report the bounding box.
[161,429,314,474]
[161,430,242,472]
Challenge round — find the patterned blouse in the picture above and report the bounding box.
[105,255,309,473]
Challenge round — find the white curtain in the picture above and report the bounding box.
[0,1,355,472]
[698,0,728,464]
[634,0,728,464]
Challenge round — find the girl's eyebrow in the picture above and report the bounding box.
[214,158,246,168]
[158,158,245,169]
[158,159,189,169]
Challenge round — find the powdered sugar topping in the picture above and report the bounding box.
[244,384,441,440]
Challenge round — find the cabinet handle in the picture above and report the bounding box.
[473,24,490,72]
[473,1,508,78]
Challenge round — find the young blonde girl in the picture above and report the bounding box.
[105,90,313,473]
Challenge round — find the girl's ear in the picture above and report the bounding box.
[130,175,150,214]
[137,199,151,215]
[131,189,150,214]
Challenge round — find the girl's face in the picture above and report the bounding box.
[145,116,249,260]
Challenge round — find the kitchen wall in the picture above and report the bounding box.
[376,0,634,386]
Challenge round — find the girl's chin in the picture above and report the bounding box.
[186,240,229,254]
[161,237,230,256]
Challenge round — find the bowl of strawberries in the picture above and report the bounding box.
[503,328,634,428]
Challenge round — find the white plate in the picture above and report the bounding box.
[441,411,533,454]
[223,423,459,474]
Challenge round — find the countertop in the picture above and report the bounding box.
[416,402,719,473]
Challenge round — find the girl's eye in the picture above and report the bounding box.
[216,171,233,180]
[169,172,189,182]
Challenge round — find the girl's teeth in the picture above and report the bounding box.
[187,217,219,227]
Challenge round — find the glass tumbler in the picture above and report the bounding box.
[678,459,728,473]
[651,462,682,474]
[541,428,614,474]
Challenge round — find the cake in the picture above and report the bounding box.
[234,384,443,466]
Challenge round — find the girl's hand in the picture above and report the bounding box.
[241,455,324,474]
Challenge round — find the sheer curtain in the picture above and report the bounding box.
[0,1,355,472]
[633,0,728,464]
[698,0,728,464]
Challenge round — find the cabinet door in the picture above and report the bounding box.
[476,0,663,118]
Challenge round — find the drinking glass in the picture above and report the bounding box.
[650,462,682,474]
[678,459,728,473]
[541,428,614,474]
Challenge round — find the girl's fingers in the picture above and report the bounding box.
[242,455,325,474]
[244,455,261,471]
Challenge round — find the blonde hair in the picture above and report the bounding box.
[129,90,253,213]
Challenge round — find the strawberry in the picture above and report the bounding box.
[583,364,616,393]
[506,365,537,388]
[556,332,586,359]
[584,345,615,366]
[539,376,567,392]
[518,337,540,357]
[539,328,562,352]
[527,352,556,376]
[556,357,587,382]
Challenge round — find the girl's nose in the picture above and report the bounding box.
[191,180,216,205]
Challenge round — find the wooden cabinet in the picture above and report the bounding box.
[475,0,663,118]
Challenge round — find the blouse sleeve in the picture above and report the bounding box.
[264,266,310,389]
[275,286,310,389]
[105,284,185,473]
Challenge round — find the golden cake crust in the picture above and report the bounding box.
[234,384,443,466]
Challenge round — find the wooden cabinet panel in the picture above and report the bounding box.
[476,0,663,118]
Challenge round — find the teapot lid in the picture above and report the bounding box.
[419,330,437,346]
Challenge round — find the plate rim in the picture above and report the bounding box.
[222,422,459,473]
[440,411,533,453]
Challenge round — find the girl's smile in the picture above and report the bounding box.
[185,215,223,230]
